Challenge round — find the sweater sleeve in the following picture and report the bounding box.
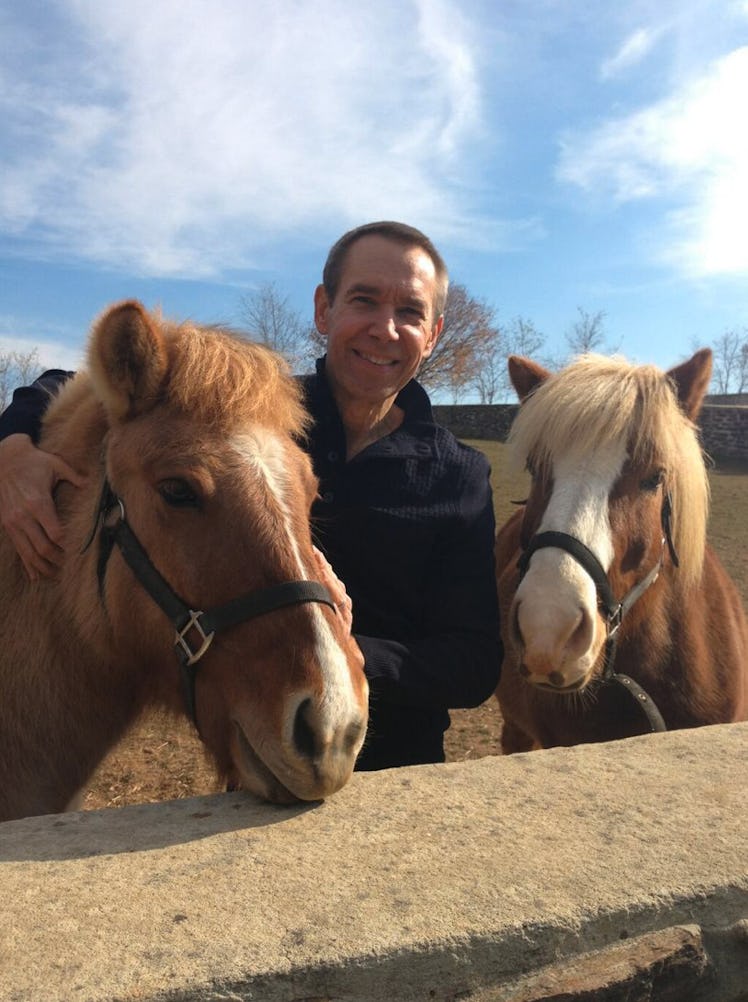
[0,370,74,443]
[354,458,503,710]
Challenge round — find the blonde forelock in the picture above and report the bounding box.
[509,354,709,585]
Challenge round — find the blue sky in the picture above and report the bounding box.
[1,0,747,392]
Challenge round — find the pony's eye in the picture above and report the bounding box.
[158,478,201,509]
[640,469,665,492]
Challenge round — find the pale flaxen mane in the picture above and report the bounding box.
[161,319,309,436]
[508,354,709,586]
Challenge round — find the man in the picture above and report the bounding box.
[0,221,502,770]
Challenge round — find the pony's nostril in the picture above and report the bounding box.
[293,698,317,760]
[511,601,523,646]
[344,717,366,754]
[566,606,593,658]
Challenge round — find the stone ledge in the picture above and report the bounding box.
[484,924,714,1002]
[1,723,746,1002]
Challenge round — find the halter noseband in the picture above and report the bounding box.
[84,481,336,729]
[517,492,678,734]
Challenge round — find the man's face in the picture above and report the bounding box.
[314,235,443,406]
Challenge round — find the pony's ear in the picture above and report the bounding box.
[88,301,169,423]
[508,355,551,402]
[667,348,712,421]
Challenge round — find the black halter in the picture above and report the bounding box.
[83,481,336,729]
[517,493,678,733]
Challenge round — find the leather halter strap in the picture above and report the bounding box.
[517,493,677,734]
[86,481,336,728]
[519,529,664,642]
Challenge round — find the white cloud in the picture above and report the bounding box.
[0,0,505,279]
[600,26,664,79]
[557,46,748,278]
[0,332,84,373]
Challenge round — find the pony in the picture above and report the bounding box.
[495,348,747,752]
[0,301,368,821]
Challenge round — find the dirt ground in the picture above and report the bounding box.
[82,702,503,810]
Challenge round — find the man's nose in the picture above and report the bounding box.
[370,310,398,339]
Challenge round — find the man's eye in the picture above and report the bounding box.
[158,478,200,508]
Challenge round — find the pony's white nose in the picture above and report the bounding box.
[512,594,596,687]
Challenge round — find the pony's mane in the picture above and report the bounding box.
[161,319,308,437]
[509,354,709,585]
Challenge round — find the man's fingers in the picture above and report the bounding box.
[311,546,353,633]
[51,454,86,488]
[34,497,66,548]
[13,530,58,581]
[27,518,65,565]
[9,518,65,580]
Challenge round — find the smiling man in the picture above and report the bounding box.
[301,221,502,769]
[0,221,503,772]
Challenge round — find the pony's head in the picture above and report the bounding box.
[504,348,711,693]
[78,300,368,801]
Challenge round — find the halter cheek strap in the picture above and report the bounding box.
[83,480,336,729]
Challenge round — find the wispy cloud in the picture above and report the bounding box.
[0,0,519,279]
[0,328,84,372]
[557,46,748,278]
[600,26,665,79]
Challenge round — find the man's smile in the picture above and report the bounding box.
[353,349,398,367]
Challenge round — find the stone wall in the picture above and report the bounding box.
[1,724,746,1001]
[434,403,748,463]
[700,405,748,462]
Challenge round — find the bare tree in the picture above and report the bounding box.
[0,347,41,410]
[565,307,609,357]
[506,316,545,359]
[469,315,547,404]
[418,283,497,400]
[471,329,505,405]
[238,282,316,373]
[711,328,748,394]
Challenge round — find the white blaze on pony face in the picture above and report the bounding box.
[513,439,628,690]
[228,428,367,800]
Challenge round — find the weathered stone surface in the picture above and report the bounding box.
[0,723,746,1002]
[493,925,711,1001]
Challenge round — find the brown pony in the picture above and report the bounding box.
[0,301,368,821]
[495,349,747,752]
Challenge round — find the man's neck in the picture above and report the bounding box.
[335,393,404,460]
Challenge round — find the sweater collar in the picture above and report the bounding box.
[307,356,439,460]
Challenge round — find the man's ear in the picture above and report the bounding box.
[423,314,444,359]
[313,284,330,336]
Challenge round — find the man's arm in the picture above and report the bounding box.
[0,369,74,442]
[0,370,83,579]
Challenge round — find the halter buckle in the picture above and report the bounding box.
[607,603,624,638]
[175,611,215,666]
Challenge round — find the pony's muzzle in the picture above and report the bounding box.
[292,696,366,769]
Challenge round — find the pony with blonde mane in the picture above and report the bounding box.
[0,301,368,821]
[495,349,747,751]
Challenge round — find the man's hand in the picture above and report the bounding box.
[0,434,85,580]
[312,546,353,635]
